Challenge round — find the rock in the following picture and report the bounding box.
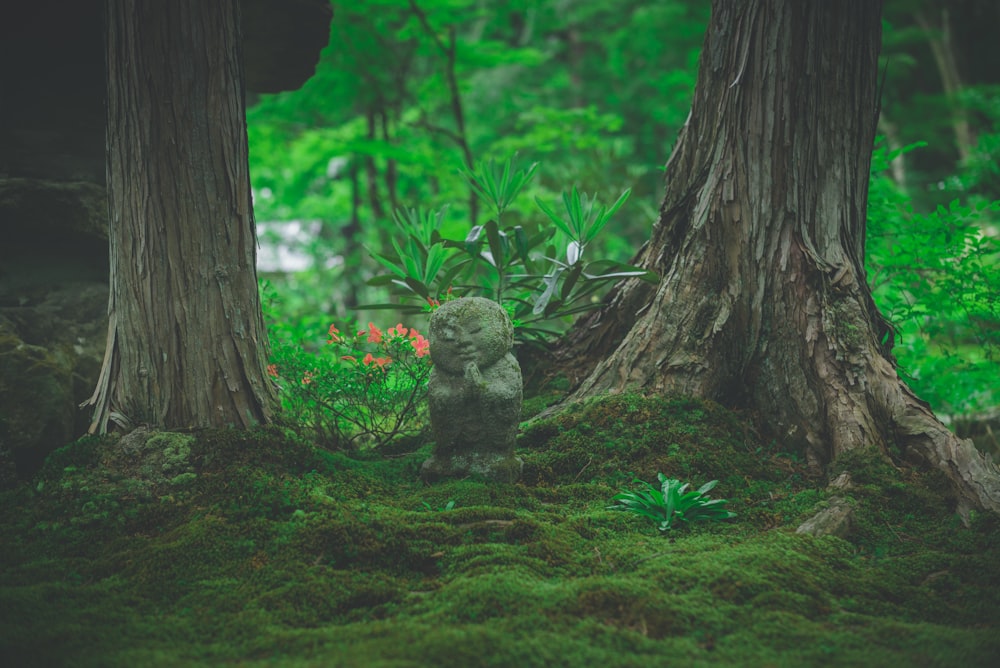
[796,496,854,538]
[115,428,196,487]
[0,282,108,484]
[828,471,853,490]
[421,298,523,483]
[0,326,76,485]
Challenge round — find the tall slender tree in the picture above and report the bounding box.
[84,0,275,432]
[552,0,1000,514]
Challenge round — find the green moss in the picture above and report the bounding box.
[0,394,998,666]
[519,394,784,486]
[143,431,194,477]
[36,434,111,476]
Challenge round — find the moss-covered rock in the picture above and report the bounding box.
[0,326,76,485]
[0,281,108,484]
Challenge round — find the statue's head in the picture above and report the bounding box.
[428,297,513,374]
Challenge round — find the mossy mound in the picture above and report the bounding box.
[519,394,818,529]
[1,394,998,667]
[520,394,777,485]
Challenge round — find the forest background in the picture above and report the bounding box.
[247,0,1000,445]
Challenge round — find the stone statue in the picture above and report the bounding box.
[421,297,523,483]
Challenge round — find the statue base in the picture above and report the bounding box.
[420,452,523,484]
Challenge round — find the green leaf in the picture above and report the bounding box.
[586,188,631,244]
[697,479,719,495]
[424,243,447,284]
[533,269,563,315]
[370,250,407,279]
[513,225,534,272]
[560,263,584,301]
[485,220,507,269]
[402,277,430,300]
[464,225,486,259]
[535,196,576,239]
[462,157,538,217]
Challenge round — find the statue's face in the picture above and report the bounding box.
[429,298,512,374]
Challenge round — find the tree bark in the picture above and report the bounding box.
[553,0,1000,514]
[84,0,275,432]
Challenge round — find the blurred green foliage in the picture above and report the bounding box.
[248,0,999,426]
[867,141,1000,419]
[248,0,706,328]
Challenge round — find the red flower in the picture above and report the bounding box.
[266,364,279,377]
[387,323,409,339]
[301,370,315,385]
[341,355,357,364]
[327,324,342,344]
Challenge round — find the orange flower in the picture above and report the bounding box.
[362,352,391,368]
[301,370,315,385]
[341,355,357,364]
[361,322,383,344]
[389,323,411,339]
[266,364,279,377]
[411,334,430,358]
[327,324,342,344]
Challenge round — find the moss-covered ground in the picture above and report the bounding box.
[2,394,998,666]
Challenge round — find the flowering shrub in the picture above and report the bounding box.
[268,321,432,449]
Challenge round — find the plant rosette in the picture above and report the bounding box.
[608,474,736,532]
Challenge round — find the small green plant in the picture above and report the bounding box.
[420,500,457,512]
[608,474,736,532]
[268,321,432,450]
[460,157,540,304]
[363,156,657,345]
[462,156,539,219]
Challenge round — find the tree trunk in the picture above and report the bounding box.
[915,7,974,164]
[84,0,275,432]
[553,0,1000,514]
